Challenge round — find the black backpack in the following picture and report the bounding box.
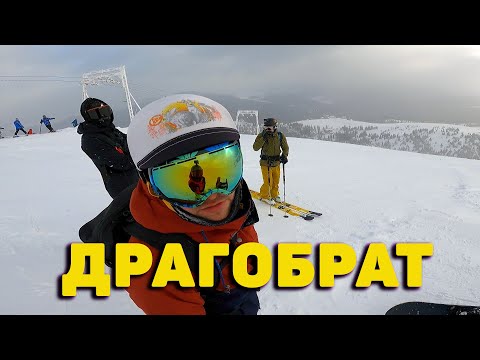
[78,183,214,284]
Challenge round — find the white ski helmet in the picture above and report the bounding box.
[127,94,240,171]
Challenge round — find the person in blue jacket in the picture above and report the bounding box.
[40,115,56,132]
[13,118,27,135]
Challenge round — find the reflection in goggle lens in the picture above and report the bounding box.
[148,140,243,208]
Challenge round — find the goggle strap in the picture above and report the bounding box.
[146,180,175,211]
[146,181,161,198]
[162,199,175,212]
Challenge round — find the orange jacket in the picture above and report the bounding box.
[125,180,259,315]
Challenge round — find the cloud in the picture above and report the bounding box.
[1,45,480,129]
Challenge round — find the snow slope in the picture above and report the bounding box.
[0,128,479,314]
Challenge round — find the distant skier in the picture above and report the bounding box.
[0,126,4,138]
[40,115,56,132]
[13,118,27,135]
[71,118,78,127]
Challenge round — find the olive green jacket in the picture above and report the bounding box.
[252,130,289,167]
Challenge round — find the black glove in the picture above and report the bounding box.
[262,130,268,140]
[280,155,288,164]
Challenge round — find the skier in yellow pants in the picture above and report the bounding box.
[253,118,289,204]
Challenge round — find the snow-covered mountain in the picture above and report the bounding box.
[237,117,480,160]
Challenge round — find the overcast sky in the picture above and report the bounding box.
[2,45,480,130]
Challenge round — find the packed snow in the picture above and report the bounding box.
[0,127,479,314]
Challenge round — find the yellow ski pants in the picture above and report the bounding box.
[259,165,281,199]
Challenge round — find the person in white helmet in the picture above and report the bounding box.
[124,94,261,315]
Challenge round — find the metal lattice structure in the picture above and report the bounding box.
[81,65,141,123]
[236,110,259,135]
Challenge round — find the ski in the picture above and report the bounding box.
[250,190,322,221]
[256,198,309,219]
[275,202,316,220]
[280,200,323,218]
[385,301,480,315]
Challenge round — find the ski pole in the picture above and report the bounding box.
[39,123,42,134]
[267,166,273,217]
[282,162,288,218]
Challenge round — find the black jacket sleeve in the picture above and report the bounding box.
[81,135,136,171]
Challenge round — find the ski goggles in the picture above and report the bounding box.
[86,104,113,120]
[148,140,243,208]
